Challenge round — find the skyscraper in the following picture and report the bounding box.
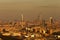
[49,17,53,24]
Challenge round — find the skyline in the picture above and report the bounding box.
[0,0,60,20]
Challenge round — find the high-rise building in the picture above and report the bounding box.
[49,17,53,24]
[21,14,24,28]
[21,14,24,22]
[42,20,46,27]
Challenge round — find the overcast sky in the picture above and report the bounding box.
[0,0,60,21]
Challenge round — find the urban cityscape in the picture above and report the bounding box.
[0,0,60,40]
[0,14,59,40]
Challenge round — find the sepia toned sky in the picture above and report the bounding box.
[0,0,60,21]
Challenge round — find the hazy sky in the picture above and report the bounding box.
[0,0,60,21]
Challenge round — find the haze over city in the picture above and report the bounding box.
[0,0,60,20]
[0,0,60,40]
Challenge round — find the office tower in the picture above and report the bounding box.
[21,14,24,22]
[50,17,53,24]
[21,14,24,28]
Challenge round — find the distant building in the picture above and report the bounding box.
[49,17,53,24]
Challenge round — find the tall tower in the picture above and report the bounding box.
[21,14,24,22]
[21,14,24,28]
[50,17,53,24]
[37,14,43,21]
